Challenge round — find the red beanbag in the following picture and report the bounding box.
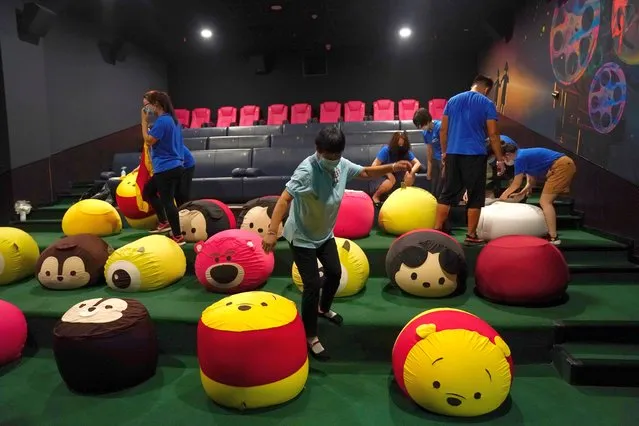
[334,190,375,239]
[0,300,27,365]
[475,235,569,305]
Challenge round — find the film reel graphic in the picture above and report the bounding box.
[550,0,601,85]
[612,0,639,65]
[588,62,627,134]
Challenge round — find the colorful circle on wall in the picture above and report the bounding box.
[550,0,601,85]
[588,62,627,134]
[612,0,639,65]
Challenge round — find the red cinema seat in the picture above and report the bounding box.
[429,98,448,120]
[398,99,420,121]
[175,109,190,128]
[216,106,238,127]
[267,104,289,125]
[320,102,342,123]
[373,99,396,121]
[190,108,211,128]
[239,105,261,126]
[344,101,366,122]
[290,103,312,124]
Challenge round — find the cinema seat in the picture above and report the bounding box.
[343,146,372,192]
[290,104,312,124]
[267,104,289,125]
[242,147,313,199]
[191,108,212,128]
[182,127,227,138]
[373,99,397,121]
[344,101,366,122]
[429,99,447,120]
[341,121,400,133]
[190,149,251,203]
[98,152,142,182]
[228,125,282,137]
[184,137,208,151]
[320,102,342,123]
[175,109,191,128]
[346,130,423,146]
[270,135,314,148]
[207,136,270,149]
[398,99,419,121]
[239,105,262,126]
[282,122,326,136]
[217,106,238,127]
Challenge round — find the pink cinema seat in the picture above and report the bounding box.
[175,109,191,128]
[398,99,420,121]
[267,104,289,125]
[290,103,312,124]
[344,101,366,122]
[373,99,396,121]
[429,99,448,120]
[320,102,342,123]
[239,105,261,126]
[190,108,211,128]
[216,106,238,127]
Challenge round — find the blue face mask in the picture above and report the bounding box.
[318,156,340,172]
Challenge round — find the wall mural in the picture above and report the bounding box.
[481,0,639,185]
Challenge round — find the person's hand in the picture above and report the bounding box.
[392,160,412,173]
[462,191,468,203]
[262,232,278,253]
[441,153,447,166]
[496,160,506,176]
[141,106,149,126]
[404,172,415,186]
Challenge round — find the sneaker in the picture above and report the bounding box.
[170,234,186,246]
[149,222,171,234]
[463,234,486,246]
[546,234,561,246]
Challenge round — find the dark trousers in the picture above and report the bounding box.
[430,159,444,198]
[143,166,183,236]
[176,166,195,207]
[290,238,342,337]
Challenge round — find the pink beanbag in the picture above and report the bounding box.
[334,190,375,239]
[0,300,28,365]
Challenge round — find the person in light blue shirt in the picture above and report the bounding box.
[262,126,412,361]
[413,108,443,197]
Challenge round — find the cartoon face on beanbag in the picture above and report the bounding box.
[385,229,466,298]
[115,170,155,220]
[238,196,286,239]
[178,199,236,243]
[62,199,122,237]
[194,229,274,293]
[36,234,112,290]
[0,227,40,286]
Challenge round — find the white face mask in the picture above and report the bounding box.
[505,158,514,166]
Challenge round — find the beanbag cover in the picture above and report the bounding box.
[386,229,467,298]
[124,214,158,231]
[0,300,28,365]
[179,199,236,243]
[198,291,308,410]
[238,196,286,239]
[334,190,375,239]
[0,227,40,285]
[62,199,122,237]
[195,229,274,293]
[115,169,156,223]
[393,308,513,417]
[379,186,437,235]
[477,201,548,240]
[475,235,570,305]
[105,235,186,292]
[53,298,158,394]
[292,237,369,297]
[36,234,112,290]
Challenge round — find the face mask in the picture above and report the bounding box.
[505,158,514,166]
[319,156,340,172]
[143,105,156,115]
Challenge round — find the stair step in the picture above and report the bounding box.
[556,321,639,344]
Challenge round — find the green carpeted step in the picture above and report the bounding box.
[26,202,75,220]
[553,343,639,387]
[556,320,639,343]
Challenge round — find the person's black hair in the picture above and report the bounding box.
[144,90,178,125]
[501,142,518,155]
[315,126,346,154]
[412,108,433,128]
[472,74,495,92]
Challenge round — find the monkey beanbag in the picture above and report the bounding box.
[179,199,236,243]
[378,187,437,235]
[0,227,40,285]
[36,234,112,290]
[334,190,375,239]
[53,298,158,394]
[62,199,122,237]
[0,300,27,366]
[238,196,286,239]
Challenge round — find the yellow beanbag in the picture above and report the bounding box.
[62,199,122,237]
[0,227,40,285]
[379,186,437,235]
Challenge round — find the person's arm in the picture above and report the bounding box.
[266,190,293,236]
[499,173,525,200]
[486,120,502,163]
[410,157,421,175]
[426,143,433,177]
[439,115,448,160]
[357,160,411,179]
[525,174,535,191]
[371,158,382,167]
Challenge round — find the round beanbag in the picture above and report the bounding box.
[475,236,569,305]
[292,238,369,297]
[0,300,27,365]
[379,186,437,235]
[124,214,158,230]
[195,229,274,293]
[393,308,513,417]
[198,291,308,409]
[477,201,548,241]
[53,298,158,393]
[179,199,237,243]
[115,169,155,220]
[334,190,375,239]
[238,196,286,239]
[0,227,40,285]
[105,235,186,292]
[385,229,467,298]
[62,199,122,237]
[36,234,112,290]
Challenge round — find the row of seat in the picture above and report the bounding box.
[176,99,447,128]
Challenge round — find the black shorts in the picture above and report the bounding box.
[439,154,487,209]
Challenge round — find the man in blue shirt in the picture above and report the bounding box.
[413,108,443,197]
[487,135,518,198]
[261,127,411,361]
[435,75,506,246]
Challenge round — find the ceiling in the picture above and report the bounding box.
[41,0,523,59]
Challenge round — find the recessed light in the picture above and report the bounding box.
[200,29,212,39]
[271,5,282,11]
[399,27,412,38]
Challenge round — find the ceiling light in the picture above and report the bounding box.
[200,29,212,39]
[271,5,282,11]
[399,27,412,38]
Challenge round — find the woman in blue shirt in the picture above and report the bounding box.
[177,144,195,207]
[262,127,411,361]
[371,131,421,205]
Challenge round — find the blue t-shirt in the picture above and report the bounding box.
[148,114,184,173]
[514,148,564,177]
[443,91,499,155]
[500,135,517,147]
[183,145,195,168]
[423,120,442,161]
[284,154,364,248]
[375,145,416,163]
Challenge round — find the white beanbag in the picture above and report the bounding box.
[477,202,548,241]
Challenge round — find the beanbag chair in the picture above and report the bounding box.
[115,169,156,223]
[385,229,467,298]
[124,214,158,230]
[105,235,186,292]
[292,238,369,297]
[36,234,112,290]
[379,186,437,235]
[238,196,286,239]
[0,300,27,365]
[195,229,274,293]
[179,199,236,243]
[393,308,513,417]
[0,227,40,285]
[477,201,548,241]
[62,199,122,237]
[53,298,158,394]
[334,190,375,239]
[198,291,308,409]
[475,235,569,305]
